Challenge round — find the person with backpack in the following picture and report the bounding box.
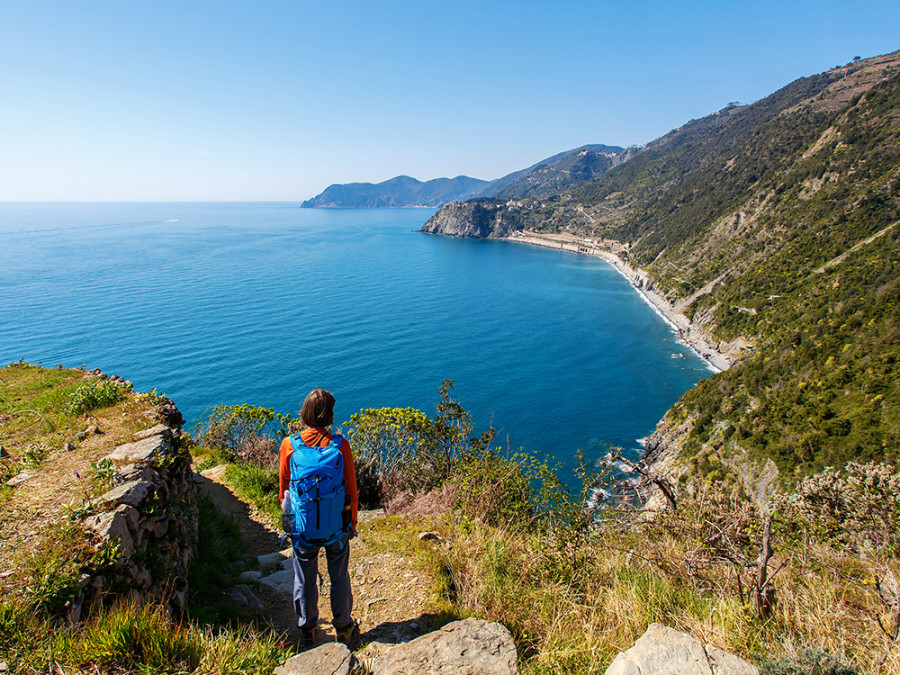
[278,388,359,647]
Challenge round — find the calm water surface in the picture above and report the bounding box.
[0,202,710,476]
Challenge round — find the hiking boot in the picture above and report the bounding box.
[335,619,360,646]
[298,626,315,649]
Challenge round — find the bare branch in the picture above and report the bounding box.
[620,457,677,512]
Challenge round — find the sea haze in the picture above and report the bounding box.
[0,202,710,476]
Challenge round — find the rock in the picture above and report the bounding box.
[5,470,36,487]
[604,623,758,675]
[84,510,135,557]
[76,424,103,440]
[169,589,188,615]
[223,585,265,611]
[257,548,292,569]
[274,643,357,675]
[99,480,151,508]
[63,442,75,452]
[418,531,441,542]
[117,504,140,532]
[421,201,513,239]
[706,645,760,675]
[146,516,169,538]
[239,570,263,582]
[133,424,174,440]
[105,435,170,464]
[371,617,517,675]
[258,568,294,596]
[118,463,158,482]
[0,445,7,458]
[154,397,184,428]
[133,567,152,589]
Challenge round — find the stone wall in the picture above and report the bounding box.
[76,421,197,620]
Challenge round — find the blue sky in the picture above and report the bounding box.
[1,0,898,201]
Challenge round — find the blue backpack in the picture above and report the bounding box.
[286,433,347,547]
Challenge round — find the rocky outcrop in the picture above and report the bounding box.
[371,618,517,674]
[421,201,520,238]
[605,623,758,675]
[77,422,197,619]
[641,414,780,511]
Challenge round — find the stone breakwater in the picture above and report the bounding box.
[78,421,197,620]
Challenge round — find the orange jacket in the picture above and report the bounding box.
[278,427,358,528]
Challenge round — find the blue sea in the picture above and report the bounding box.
[0,202,710,477]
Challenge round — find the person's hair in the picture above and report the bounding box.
[300,389,335,428]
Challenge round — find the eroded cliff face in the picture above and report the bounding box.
[420,201,520,238]
[642,410,780,510]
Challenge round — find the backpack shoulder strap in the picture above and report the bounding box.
[289,432,307,453]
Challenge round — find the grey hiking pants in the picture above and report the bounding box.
[291,532,353,630]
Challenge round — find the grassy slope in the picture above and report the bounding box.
[0,364,291,674]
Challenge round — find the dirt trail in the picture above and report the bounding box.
[195,465,439,655]
[195,466,299,640]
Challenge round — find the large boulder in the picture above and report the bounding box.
[371,617,517,674]
[605,623,758,675]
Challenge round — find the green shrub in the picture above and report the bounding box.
[71,602,200,672]
[344,380,494,504]
[776,460,900,553]
[224,462,280,524]
[193,404,279,466]
[451,449,536,528]
[64,378,129,416]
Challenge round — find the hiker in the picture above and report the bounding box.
[279,388,359,646]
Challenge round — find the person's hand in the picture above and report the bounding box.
[350,524,358,539]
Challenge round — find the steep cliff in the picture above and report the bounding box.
[420,200,523,238]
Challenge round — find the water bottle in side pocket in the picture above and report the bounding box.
[281,492,294,534]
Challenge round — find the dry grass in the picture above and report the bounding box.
[423,502,900,674]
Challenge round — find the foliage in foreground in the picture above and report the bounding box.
[425,474,899,674]
[0,599,290,675]
[344,379,495,505]
[192,403,298,468]
[186,379,900,674]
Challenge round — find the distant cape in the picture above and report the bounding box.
[301,175,489,208]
